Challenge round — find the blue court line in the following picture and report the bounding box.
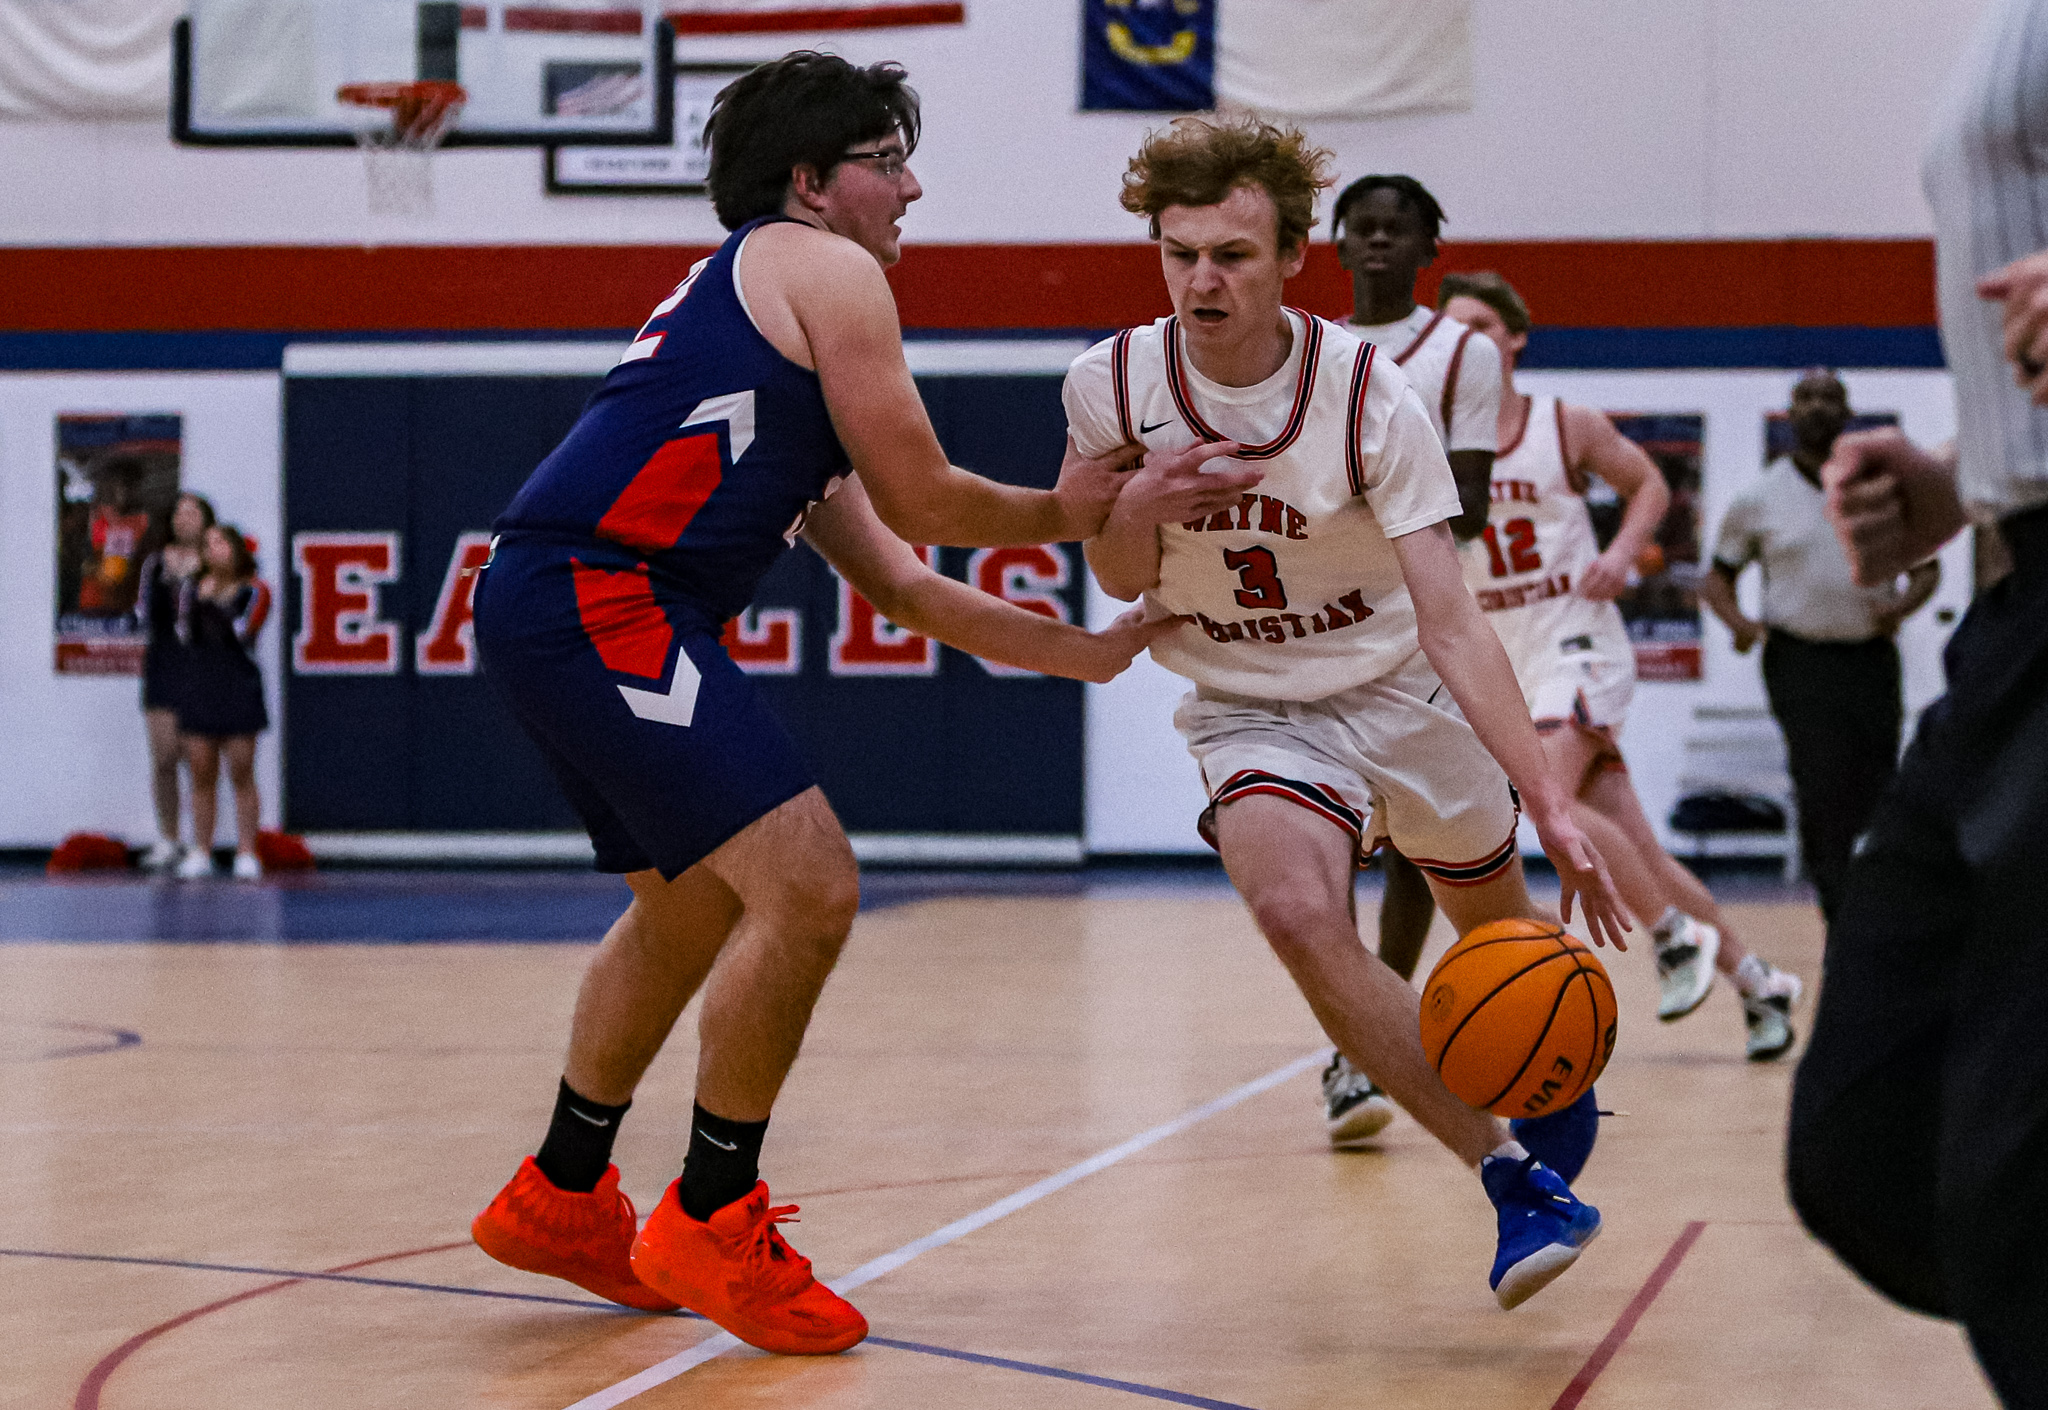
[3,1020,141,1064]
[0,1247,628,1312]
[0,868,1234,944]
[863,1337,1262,1409]
[4,1247,1263,1410]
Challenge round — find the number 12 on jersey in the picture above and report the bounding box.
[1481,519,1542,578]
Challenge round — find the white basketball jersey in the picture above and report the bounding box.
[1065,310,1461,701]
[1348,306,1500,453]
[1460,395,1627,669]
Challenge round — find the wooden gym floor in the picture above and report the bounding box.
[0,866,1996,1409]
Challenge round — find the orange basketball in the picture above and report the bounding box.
[1418,918,1617,1119]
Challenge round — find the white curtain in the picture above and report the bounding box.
[1216,0,1471,120]
[0,0,182,119]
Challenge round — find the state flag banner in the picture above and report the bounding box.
[1081,0,1472,120]
[1081,0,1215,113]
[664,1,964,32]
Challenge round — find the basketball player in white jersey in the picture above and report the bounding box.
[1438,270,1805,1062]
[1317,173,1503,1143]
[1073,116,1629,1309]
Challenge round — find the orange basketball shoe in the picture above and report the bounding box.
[630,1179,868,1354]
[471,1157,680,1312]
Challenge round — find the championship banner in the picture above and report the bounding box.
[663,2,964,32]
[1081,0,1471,119]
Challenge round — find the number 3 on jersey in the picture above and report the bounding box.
[1482,518,1542,578]
[1224,546,1288,610]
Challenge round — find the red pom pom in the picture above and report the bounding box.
[254,829,315,871]
[47,833,132,872]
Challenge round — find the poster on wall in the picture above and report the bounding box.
[54,413,183,675]
[547,64,755,195]
[1600,413,1703,682]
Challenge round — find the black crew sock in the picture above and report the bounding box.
[678,1103,770,1221]
[534,1078,631,1194]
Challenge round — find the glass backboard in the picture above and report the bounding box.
[174,1,674,147]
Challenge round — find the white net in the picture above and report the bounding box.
[341,81,465,218]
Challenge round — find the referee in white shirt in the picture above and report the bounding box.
[1789,0,2048,1400]
[1700,370,1939,923]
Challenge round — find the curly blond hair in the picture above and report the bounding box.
[1120,116,1335,253]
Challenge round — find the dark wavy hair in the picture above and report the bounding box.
[704,52,921,231]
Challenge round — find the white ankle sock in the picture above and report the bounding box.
[1483,1140,1531,1168]
[1651,905,1686,942]
[1732,953,1770,996]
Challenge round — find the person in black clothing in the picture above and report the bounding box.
[1698,372,1939,921]
[135,492,213,873]
[174,523,272,881]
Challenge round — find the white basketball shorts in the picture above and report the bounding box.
[1174,649,1520,886]
[1491,599,1637,730]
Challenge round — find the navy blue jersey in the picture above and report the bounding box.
[495,215,852,623]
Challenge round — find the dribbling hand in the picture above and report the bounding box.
[1529,804,1632,951]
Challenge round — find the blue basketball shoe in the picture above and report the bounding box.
[1510,1087,1599,1184]
[1481,1152,1602,1309]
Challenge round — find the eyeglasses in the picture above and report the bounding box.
[842,149,909,179]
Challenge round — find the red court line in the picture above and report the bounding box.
[1548,1220,1708,1410]
[72,1240,468,1410]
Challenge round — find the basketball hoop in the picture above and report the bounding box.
[337,80,466,217]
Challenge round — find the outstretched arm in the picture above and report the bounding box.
[755,227,1128,546]
[802,476,1183,682]
[1565,405,1671,602]
[1392,521,1631,947]
[1082,438,1260,601]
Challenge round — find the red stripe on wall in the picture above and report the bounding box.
[0,240,1933,334]
[665,3,964,32]
[504,6,644,32]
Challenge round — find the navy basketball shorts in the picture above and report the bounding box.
[473,535,815,880]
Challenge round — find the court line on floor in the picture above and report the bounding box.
[2,1246,622,1312]
[562,1048,1328,1410]
[19,1245,1260,1410]
[65,1241,473,1410]
[1547,1220,1708,1410]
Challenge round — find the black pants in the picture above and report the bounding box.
[1761,629,1903,921]
[1788,504,2048,1410]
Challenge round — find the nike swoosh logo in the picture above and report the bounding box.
[698,1131,738,1151]
[568,1108,611,1128]
[1139,419,1174,435]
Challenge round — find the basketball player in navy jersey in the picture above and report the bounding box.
[468,53,1255,1354]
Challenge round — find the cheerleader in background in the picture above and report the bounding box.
[134,492,213,873]
[173,522,271,881]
